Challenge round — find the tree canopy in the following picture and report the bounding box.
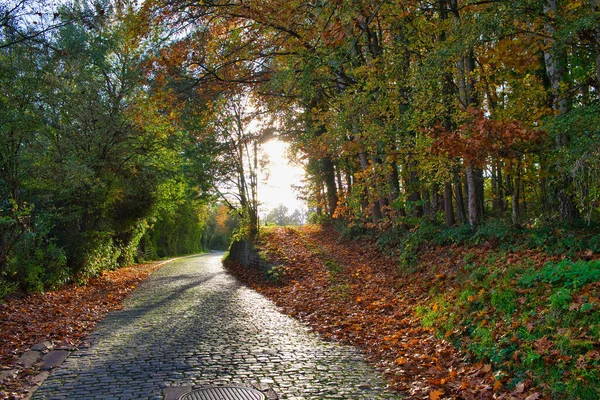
[2,0,600,294]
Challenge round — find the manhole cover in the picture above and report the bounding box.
[179,386,267,400]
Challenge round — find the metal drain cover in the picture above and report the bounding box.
[179,386,267,400]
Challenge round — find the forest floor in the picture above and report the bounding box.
[2,224,598,400]
[0,261,166,399]
[225,224,600,400]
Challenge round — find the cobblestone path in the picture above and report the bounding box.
[33,253,399,399]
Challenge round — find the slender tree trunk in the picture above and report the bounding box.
[444,181,455,226]
[491,161,500,212]
[345,165,353,195]
[466,162,480,227]
[322,157,338,217]
[358,151,382,221]
[476,167,485,219]
[544,0,578,224]
[455,174,467,223]
[387,160,401,221]
[432,184,442,215]
[317,182,325,216]
[406,169,423,218]
[423,189,432,217]
[465,50,477,105]
[499,162,507,211]
[512,159,521,226]
[371,154,389,218]
[335,164,343,196]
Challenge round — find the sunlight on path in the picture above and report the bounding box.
[33,253,396,399]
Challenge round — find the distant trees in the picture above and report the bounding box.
[263,205,306,227]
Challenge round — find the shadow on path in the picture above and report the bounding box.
[33,253,398,399]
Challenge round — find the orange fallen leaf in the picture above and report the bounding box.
[493,380,502,391]
[430,389,444,400]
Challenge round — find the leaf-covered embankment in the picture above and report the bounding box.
[225,225,600,399]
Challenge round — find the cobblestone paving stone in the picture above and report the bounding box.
[33,253,400,399]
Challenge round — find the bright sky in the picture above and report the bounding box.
[258,139,306,217]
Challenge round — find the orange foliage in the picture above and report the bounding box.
[225,225,554,399]
[429,108,543,166]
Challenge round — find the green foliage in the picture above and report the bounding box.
[518,259,600,290]
[416,251,600,398]
[265,265,288,285]
[334,219,376,241]
[0,1,222,297]
[524,226,600,255]
[544,103,600,224]
[73,232,120,283]
[146,200,209,258]
[202,205,240,250]
[490,288,517,316]
[325,259,343,282]
[7,229,68,293]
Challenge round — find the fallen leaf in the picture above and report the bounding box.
[430,389,444,400]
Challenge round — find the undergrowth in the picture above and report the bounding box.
[395,222,600,399]
[336,219,600,397]
[371,219,600,272]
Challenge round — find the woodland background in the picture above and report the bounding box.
[1,0,600,303]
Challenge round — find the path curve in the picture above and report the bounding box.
[33,253,398,399]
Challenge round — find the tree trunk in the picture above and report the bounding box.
[371,154,389,219]
[492,159,506,212]
[423,189,432,217]
[322,156,338,217]
[444,181,455,226]
[466,162,480,227]
[544,0,578,224]
[476,167,485,219]
[512,159,521,226]
[454,175,466,224]
[406,170,423,218]
[335,164,343,196]
[358,151,382,221]
[491,161,500,212]
[387,160,401,220]
[345,165,353,195]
